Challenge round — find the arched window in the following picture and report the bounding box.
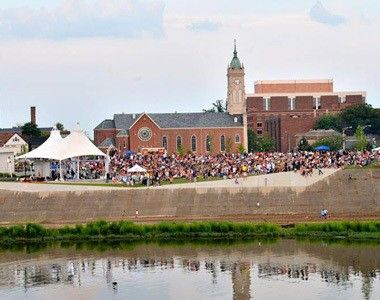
[191,135,197,152]
[206,135,211,152]
[162,136,168,150]
[235,134,240,143]
[176,136,182,150]
[220,135,226,151]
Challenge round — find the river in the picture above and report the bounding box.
[0,239,379,299]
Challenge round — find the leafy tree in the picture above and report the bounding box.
[256,134,275,152]
[340,103,380,134]
[21,122,41,137]
[355,126,368,151]
[297,137,312,151]
[225,137,232,153]
[203,99,227,113]
[314,114,342,131]
[177,144,185,157]
[237,143,245,154]
[247,129,257,152]
[55,122,65,131]
[313,136,343,151]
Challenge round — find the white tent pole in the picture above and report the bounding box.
[59,160,64,181]
[77,157,80,180]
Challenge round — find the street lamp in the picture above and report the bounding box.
[342,126,352,151]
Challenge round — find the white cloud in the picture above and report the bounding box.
[309,1,346,26]
[187,20,220,32]
[0,0,165,39]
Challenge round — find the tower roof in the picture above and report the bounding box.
[229,39,242,70]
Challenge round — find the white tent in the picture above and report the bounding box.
[58,130,106,160]
[127,164,147,173]
[17,128,64,160]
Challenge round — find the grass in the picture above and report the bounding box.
[1,221,380,243]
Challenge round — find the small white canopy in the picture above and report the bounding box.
[127,164,147,173]
[372,147,380,152]
[17,128,64,160]
[58,129,106,160]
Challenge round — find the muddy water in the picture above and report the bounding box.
[0,239,379,300]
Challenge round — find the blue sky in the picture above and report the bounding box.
[0,0,379,135]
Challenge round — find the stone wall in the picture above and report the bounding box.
[0,169,379,224]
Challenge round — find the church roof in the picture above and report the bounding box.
[98,137,116,148]
[96,112,243,131]
[230,40,242,70]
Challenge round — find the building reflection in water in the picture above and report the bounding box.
[0,257,379,299]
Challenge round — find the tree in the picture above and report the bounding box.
[314,114,342,131]
[313,136,343,151]
[355,126,368,151]
[237,143,245,154]
[21,122,41,137]
[177,144,185,157]
[256,134,275,152]
[225,137,233,153]
[297,137,312,151]
[247,129,257,152]
[55,122,65,131]
[203,99,227,113]
[340,103,380,134]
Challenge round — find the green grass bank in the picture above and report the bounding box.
[1,220,380,244]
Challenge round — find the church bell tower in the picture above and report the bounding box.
[227,40,246,115]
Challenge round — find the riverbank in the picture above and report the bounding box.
[1,221,380,244]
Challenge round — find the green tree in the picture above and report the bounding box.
[314,114,342,131]
[297,137,311,151]
[203,99,227,113]
[355,125,368,151]
[256,134,275,152]
[247,129,257,152]
[177,144,185,157]
[340,103,380,134]
[237,143,245,154]
[313,136,343,151]
[225,137,233,153]
[21,122,41,137]
[55,122,65,131]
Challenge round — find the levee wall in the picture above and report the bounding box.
[0,169,379,224]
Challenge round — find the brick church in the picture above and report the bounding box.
[94,42,365,154]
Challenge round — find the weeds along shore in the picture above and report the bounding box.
[1,221,380,243]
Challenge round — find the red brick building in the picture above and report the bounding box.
[94,112,245,154]
[246,80,366,152]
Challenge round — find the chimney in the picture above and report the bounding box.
[30,106,36,125]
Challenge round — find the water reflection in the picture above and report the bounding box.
[0,239,379,300]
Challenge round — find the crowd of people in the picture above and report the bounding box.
[105,149,379,185]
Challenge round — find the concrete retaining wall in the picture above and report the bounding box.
[0,169,379,224]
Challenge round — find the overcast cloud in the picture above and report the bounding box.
[0,0,379,136]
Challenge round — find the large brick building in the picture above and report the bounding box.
[94,41,366,154]
[246,80,365,152]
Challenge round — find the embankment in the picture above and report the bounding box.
[0,168,379,224]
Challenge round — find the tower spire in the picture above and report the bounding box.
[233,39,237,57]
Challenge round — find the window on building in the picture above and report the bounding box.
[191,135,197,152]
[262,98,266,111]
[235,134,240,143]
[288,97,295,111]
[176,136,182,150]
[162,136,168,150]
[257,129,263,136]
[220,135,226,151]
[313,97,321,109]
[257,122,263,128]
[206,135,211,152]
[267,98,271,111]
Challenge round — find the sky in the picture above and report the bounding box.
[0,0,379,136]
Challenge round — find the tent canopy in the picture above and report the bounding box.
[127,164,147,173]
[17,128,64,160]
[314,145,330,151]
[16,128,106,161]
